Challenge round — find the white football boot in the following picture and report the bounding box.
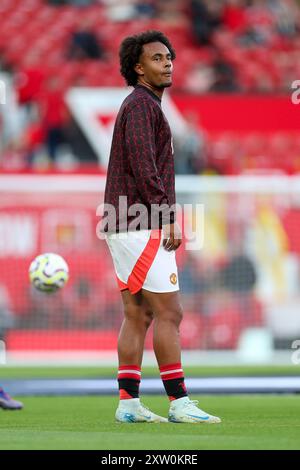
[115,398,168,423]
[168,397,221,424]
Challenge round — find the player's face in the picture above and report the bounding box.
[135,42,173,89]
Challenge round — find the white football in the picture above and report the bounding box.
[29,253,69,293]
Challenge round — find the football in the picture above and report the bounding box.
[29,253,69,293]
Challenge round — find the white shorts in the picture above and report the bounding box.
[105,229,179,295]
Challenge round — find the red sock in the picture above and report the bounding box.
[159,363,188,401]
[118,365,141,400]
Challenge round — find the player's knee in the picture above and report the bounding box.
[157,305,183,327]
[124,304,153,329]
[173,305,183,327]
[123,303,140,321]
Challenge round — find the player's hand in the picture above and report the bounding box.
[162,222,182,251]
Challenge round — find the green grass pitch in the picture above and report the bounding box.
[1,364,300,379]
[1,395,300,450]
[1,366,300,450]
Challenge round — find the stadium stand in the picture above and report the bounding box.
[0,0,299,91]
[0,0,300,174]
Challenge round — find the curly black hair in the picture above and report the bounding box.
[119,30,176,87]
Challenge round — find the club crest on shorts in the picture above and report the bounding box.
[170,273,177,285]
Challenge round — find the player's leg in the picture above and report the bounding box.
[142,290,183,366]
[0,388,23,410]
[115,289,167,423]
[118,289,153,368]
[141,289,221,424]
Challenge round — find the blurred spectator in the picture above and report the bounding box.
[210,57,240,92]
[22,118,45,166]
[15,53,45,112]
[38,77,68,161]
[222,0,248,33]
[190,0,223,45]
[135,0,156,18]
[269,0,300,37]
[67,19,105,60]
[240,0,277,46]
[1,114,45,170]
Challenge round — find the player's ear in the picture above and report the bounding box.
[134,62,144,77]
